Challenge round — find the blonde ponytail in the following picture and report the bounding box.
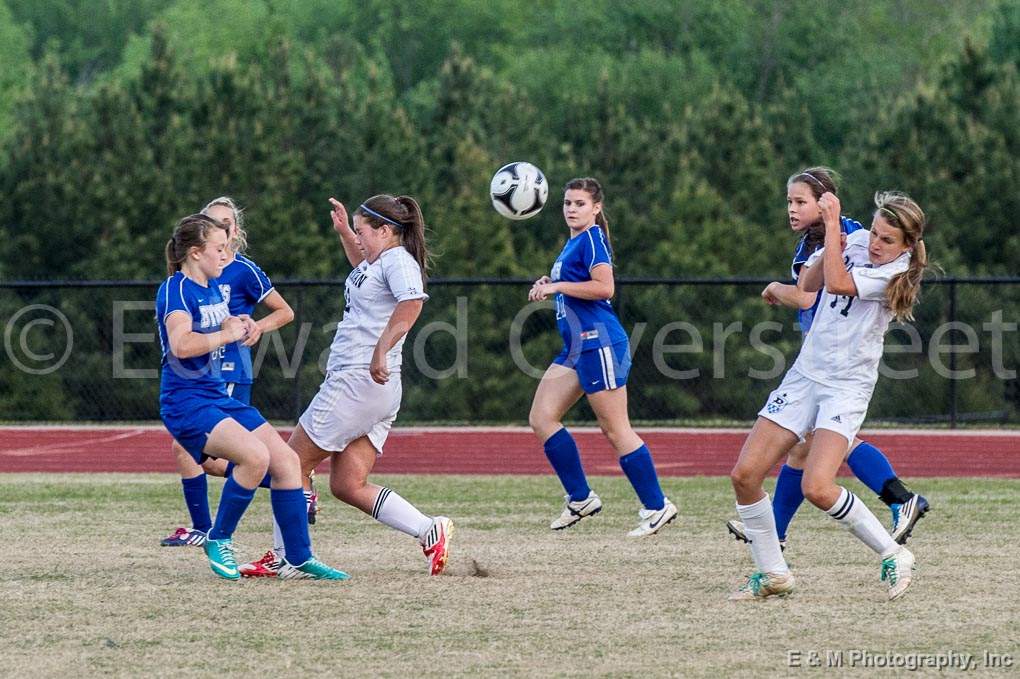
[877,192,928,321]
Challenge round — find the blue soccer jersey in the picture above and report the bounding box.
[551,225,628,352]
[156,271,231,399]
[792,215,864,332]
[215,254,274,385]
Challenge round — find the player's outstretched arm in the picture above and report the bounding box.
[329,197,364,268]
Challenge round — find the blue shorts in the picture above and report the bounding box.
[553,341,631,394]
[160,388,266,463]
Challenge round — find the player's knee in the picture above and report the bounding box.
[243,441,271,476]
[800,476,832,508]
[730,463,760,495]
[528,408,555,437]
[329,477,360,503]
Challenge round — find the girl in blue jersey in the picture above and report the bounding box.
[727,168,929,551]
[157,213,345,581]
[528,177,677,537]
[160,197,300,552]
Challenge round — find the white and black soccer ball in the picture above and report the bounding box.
[489,161,548,220]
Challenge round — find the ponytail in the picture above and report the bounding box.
[395,195,430,283]
[165,214,227,276]
[875,191,928,321]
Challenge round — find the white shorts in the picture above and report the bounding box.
[298,369,402,455]
[758,367,871,444]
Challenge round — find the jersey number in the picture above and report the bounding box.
[829,295,854,317]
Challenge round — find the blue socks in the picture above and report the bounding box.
[772,464,805,540]
[181,474,212,533]
[847,441,897,497]
[208,476,257,541]
[225,461,272,489]
[543,428,591,502]
[270,488,312,565]
[619,445,665,511]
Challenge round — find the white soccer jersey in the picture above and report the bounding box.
[327,246,428,371]
[792,229,910,393]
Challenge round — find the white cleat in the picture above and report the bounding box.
[881,546,915,600]
[421,516,454,576]
[628,498,678,537]
[728,571,795,601]
[550,491,603,530]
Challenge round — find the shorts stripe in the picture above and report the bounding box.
[602,346,616,387]
[372,487,392,519]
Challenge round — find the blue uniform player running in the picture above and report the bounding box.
[528,177,677,537]
[727,167,929,551]
[157,212,345,580]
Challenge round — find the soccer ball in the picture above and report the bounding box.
[489,162,549,220]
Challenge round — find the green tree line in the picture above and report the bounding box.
[0,0,1016,423]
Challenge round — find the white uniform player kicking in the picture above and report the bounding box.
[240,194,453,578]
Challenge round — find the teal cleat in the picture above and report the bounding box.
[204,538,240,580]
[277,557,350,581]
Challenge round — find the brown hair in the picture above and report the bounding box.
[564,177,611,251]
[874,191,928,321]
[787,167,839,249]
[165,214,228,276]
[354,194,430,287]
[202,196,247,254]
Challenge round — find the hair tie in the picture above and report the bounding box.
[360,204,405,229]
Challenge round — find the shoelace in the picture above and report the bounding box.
[880,558,896,584]
[742,572,766,595]
[215,541,237,567]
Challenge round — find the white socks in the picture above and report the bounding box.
[372,487,433,541]
[736,494,789,575]
[826,487,898,559]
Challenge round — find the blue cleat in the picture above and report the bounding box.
[204,538,240,580]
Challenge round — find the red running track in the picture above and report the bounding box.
[1,426,1018,477]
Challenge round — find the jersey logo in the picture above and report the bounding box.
[348,269,369,288]
[198,300,230,329]
[580,329,600,340]
[766,393,789,414]
[551,262,562,281]
[218,284,232,304]
[830,415,843,423]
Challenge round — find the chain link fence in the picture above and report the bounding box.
[1,278,1017,426]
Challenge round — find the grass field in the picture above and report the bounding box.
[2,473,1018,677]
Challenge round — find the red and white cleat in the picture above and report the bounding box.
[421,516,454,576]
[239,549,283,578]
